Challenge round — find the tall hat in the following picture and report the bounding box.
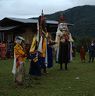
[57,13,68,31]
[38,10,47,32]
[59,13,65,23]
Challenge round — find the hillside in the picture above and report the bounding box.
[33,5,95,39]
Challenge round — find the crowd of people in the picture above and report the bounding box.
[0,35,95,86]
[80,41,95,63]
[12,32,56,85]
[11,34,95,86]
[11,15,75,85]
[0,14,95,86]
[0,33,95,86]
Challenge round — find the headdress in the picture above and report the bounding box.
[15,36,25,44]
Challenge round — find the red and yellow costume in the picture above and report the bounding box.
[12,36,26,85]
[14,43,25,68]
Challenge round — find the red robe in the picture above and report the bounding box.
[80,47,86,61]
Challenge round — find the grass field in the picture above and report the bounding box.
[0,53,95,96]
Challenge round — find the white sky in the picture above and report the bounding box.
[0,0,95,19]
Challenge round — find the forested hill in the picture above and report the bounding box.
[33,5,95,39]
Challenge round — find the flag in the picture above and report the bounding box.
[30,36,37,53]
[37,20,40,42]
[38,36,43,52]
[38,10,48,67]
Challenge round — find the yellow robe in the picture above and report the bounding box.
[13,43,26,83]
[14,44,25,68]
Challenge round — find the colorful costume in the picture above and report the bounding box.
[29,35,41,76]
[12,36,26,85]
[0,42,6,59]
[47,35,55,68]
[38,34,47,73]
[55,15,74,70]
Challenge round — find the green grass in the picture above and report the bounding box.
[0,53,95,96]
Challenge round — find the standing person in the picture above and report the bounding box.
[39,33,48,74]
[47,33,56,68]
[12,36,26,85]
[0,40,2,58]
[55,24,73,70]
[0,41,7,60]
[29,34,41,77]
[55,14,74,71]
[58,36,70,70]
[80,46,86,63]
[6,41,14,58]
[88,41,95,63]
[37,11,48,74]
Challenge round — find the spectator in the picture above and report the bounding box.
[88,41,95,63]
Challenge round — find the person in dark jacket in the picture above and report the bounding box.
[88,41,95,63]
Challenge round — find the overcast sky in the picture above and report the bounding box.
[0,0,95,19]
